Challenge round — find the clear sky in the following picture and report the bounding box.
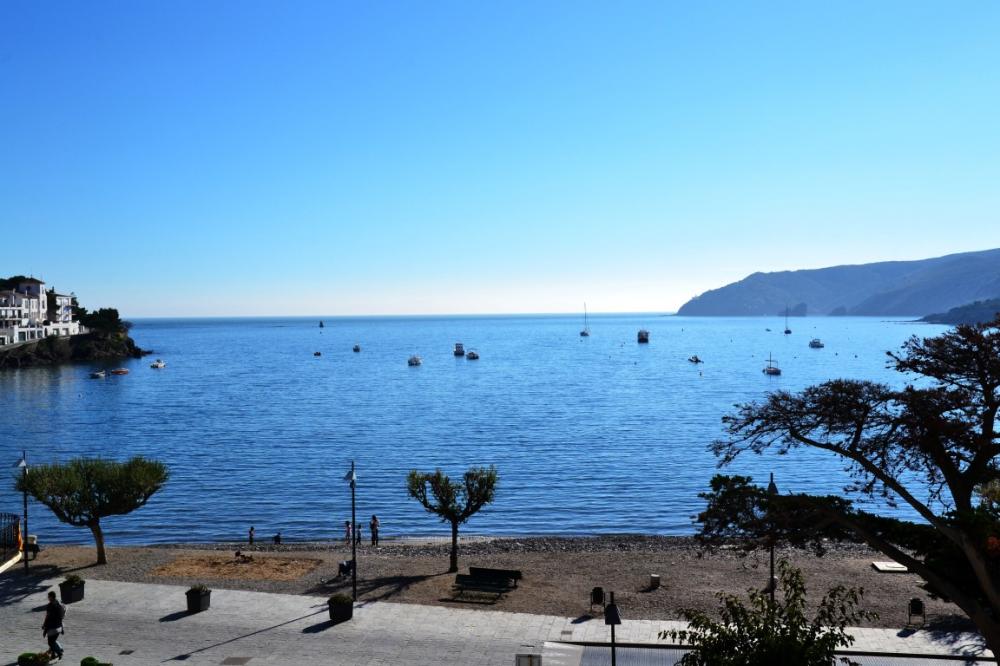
[2,2,999,317]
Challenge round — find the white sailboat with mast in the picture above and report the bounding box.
[580,303,590,337]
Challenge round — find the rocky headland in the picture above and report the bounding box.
[0,330,149,370]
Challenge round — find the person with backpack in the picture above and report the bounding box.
[42,590,65,660]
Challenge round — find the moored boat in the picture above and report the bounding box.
[111,368,129,375]
[89,370,106,379]
[314,351,322,357]
[466,350,479,360]
[809,338,825,349]
[454,342,465,356]
[580,303,590,337]
[407,355,422,366]
[688,355,703,364]
[638,329,650,343]
[150,359,166,369]
[763,353,781,376]
[353,344,361,353]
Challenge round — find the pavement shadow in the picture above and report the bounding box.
[164,608,328,663]
[159,611,190,623]
[571,614,594,624]
[0,567,59,608]
[900,615,989,657]
[302,619,335,633]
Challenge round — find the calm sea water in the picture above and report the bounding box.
[0,315,947,545]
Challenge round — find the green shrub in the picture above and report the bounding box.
[328,593,353,605]
[80,658,100,666]
[64,574,84,587]
[188,584,210,594]
[17,653,50,666]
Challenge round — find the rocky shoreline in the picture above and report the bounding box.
[0,331,149,370]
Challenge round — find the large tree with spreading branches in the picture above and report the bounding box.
[697,316,1000,654]
[16,456,169,564]
[406,466,498,573]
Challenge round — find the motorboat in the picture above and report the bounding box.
[763,353,781,376]
[111,368,129,375]
[809,338,825,349]
[313,351,322,357]
[637,329,650,343]
[353,344,361,353]
[319,321,324,328]
[150,359,166,369]
[407,356,422,366]
[580,303,590,337]
[89,370,106,379]
[466,350,479,360]
[454,342,465,356]
[688,355,703,364]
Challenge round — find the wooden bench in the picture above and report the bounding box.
[469,566,522,588]
[453,573,511,599]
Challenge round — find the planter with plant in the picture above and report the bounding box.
[59,574,86,604]
[328,593,353,623]
[80,658,113,666]
[185,584,211,613]
[17,653,50,666]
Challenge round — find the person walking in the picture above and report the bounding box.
[344,520,352,544]
[248,526,255,546]
[42,590,65,660]
[369,515,380,547]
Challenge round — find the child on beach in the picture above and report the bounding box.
[344,520,352,543]
[370,515,380,546]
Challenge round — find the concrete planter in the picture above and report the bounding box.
[328,600,353,623]
[185,588,211,613]
[59,580,85,604]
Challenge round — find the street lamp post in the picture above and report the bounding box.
[344,461,358,602]
[17,451,28,575]
[767,472,779,605]
[604,590,621,666]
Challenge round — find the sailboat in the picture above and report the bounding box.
[763,353,782,376]
[319,321,325,328]
[783,306,792,335]
[580,303,590,337]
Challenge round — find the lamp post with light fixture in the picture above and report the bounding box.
[344,461,358,601]
[767,472,779,605]
[16,451,28,575]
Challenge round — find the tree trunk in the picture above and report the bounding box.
[89,520,107,565]
[449,520,459,573]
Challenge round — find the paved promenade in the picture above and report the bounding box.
[0,575,994,665]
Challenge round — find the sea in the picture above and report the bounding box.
[0,314,948,545]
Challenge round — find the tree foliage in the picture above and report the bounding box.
[406,466,498,572]
[701,316,1000,653]
[662,561,875,666]
[77,307,130,334]
[16,456,169,564]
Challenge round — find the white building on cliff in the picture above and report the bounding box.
[0,277,82,346]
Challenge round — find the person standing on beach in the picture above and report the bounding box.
[42,590,65,660]
[369,515,380,547]
[354,522,363,545]
[248,526,255,546]
[344,520,352,544]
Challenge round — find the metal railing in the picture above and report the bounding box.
[0,511,20,562]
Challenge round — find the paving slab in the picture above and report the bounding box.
[0,575,993,665]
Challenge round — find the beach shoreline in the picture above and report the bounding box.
[18,534,972,631]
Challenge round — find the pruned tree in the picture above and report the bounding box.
[406,466,498,572]
[16,456,169,564]
[699,316,1000,653]
[661,560,875,665]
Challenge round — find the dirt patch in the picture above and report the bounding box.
[151,554,321,581]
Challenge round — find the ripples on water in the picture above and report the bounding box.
[0,315,947,544]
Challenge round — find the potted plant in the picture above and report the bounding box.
[16,653,50,666]
[328,593,353,623]
[185,584,211,613]
[80,657,113,666]
[59,574,85,604]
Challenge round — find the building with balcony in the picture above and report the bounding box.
[0,278,82,347]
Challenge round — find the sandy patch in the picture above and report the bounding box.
[151,554,321,581]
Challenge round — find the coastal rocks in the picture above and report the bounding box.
[0,332,150,370]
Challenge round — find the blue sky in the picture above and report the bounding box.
[2,2,999,316]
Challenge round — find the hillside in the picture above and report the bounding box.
[922,298,1000,325]
[677,248,1000,316]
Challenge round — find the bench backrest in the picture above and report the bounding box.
[469,566,522,580]
[455,574,509,587]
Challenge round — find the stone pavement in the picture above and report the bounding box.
[0,575,994,665]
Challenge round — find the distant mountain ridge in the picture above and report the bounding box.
[677,248,1000,317]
